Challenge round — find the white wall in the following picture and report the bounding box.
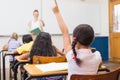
[43,0,101,34]
[0,0,109,49]
[84,0,109,36]
[68,0,109,36]
[99,0,109,36]
[0,0,109,36]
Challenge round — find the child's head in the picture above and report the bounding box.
[22,34,33,44]
[10,32,18,40]
[30,32,57,60]
[72,24,94,65]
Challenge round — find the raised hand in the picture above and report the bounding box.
[52,0,71,53]
[52,0,59,13]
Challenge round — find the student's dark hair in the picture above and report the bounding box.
[22,34,33,43]
[30,32,57,62]
[72,24,94,65]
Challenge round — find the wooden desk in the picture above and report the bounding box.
[90,47,96,50]
[13,56,29,80]
[24,64,68,80]
[24,63,109,80]
[15,56,29,62]
[24,64,68,76]
[4,51,14,55]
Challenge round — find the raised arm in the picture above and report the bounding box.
[53,45,65,56]
[52,0,71,53]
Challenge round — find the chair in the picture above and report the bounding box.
[70,68,120,80]
[32,55,66,64]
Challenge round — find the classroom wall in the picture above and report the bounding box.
[89,0,109,61]
[91,37,109,61]
[99,0,109,36]
[0,0,109,60]
[0,36,109,61]
[84,0,109,36]
[96,0,109,61]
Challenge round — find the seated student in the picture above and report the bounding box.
[13,34,33,54]
[19,32,64,59]
[2,32,21,51]
[18,32,64,80]
[2,32,21,62]
[52,0,102,80]
[11,34,33,76]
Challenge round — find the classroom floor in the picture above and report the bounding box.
[1,61,120,80]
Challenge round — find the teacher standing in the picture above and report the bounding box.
[28,9,45,35]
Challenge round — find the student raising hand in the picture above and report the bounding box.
[53,1,102,80]
[52,0,72,53]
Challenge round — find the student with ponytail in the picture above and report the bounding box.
[52,0,102,80]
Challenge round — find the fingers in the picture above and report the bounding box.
[53,0,58,6]
[54,0,57,6]
[52,0,59,13]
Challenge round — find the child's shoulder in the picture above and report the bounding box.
[93,51,101,55]
[93,51,101,58]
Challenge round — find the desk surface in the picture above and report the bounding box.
[24,63,107,77]
[4,51,14,55]
[24,64,68,76]
[89,47,96,50]
[15,56,29,62]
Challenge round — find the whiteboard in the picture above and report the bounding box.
[0,0,101,35]
[43,0,101,34]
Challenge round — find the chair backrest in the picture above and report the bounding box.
[32,56,66,64]
[70,68,120,80]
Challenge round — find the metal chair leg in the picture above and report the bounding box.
[25,76,32,80]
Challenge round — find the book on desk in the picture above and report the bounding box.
[35,62,107,72]
[35,62,68,72]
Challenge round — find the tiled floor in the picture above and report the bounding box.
[1,61,120,80]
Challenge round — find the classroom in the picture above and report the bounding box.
[0,0,120,80]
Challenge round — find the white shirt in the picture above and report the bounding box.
[30,19,42,31]
[8,39,21,51]
[8,39,21,61]
[66,49,102,80]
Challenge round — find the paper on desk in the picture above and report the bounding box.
[35,62,68,72]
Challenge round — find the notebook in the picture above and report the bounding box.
[35,62,68,72]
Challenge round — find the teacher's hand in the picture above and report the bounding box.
[30,32,35,35]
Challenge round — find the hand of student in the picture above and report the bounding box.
[18,53,29,60]
[52,0,59,14]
